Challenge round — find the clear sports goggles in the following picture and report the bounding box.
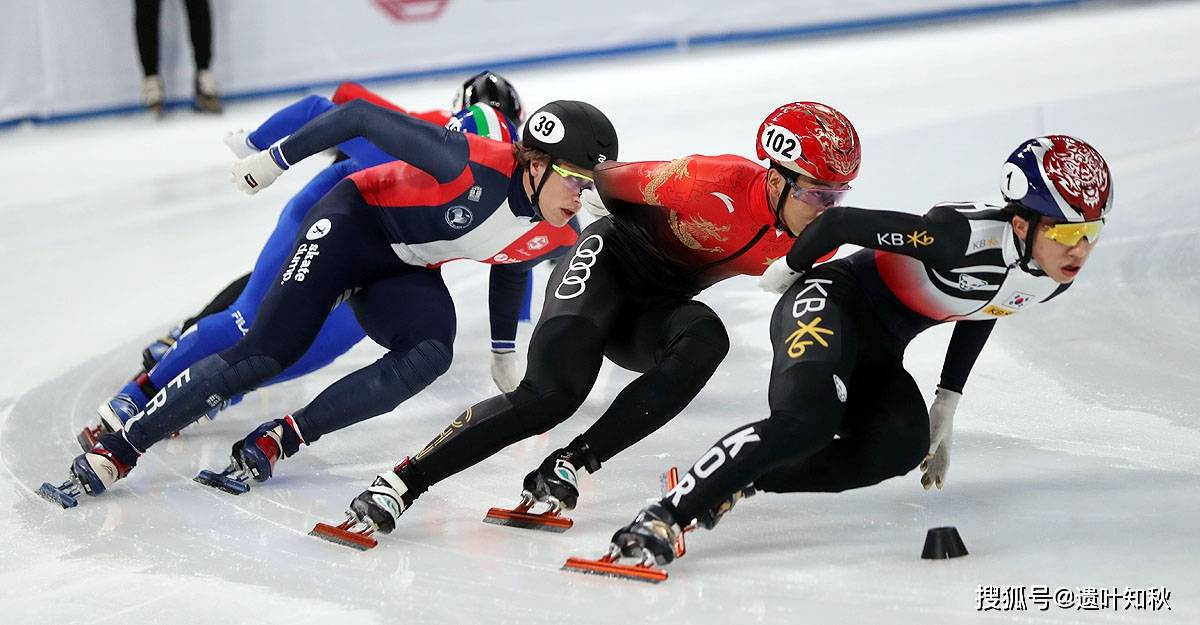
[787,177,850,208]
[551,163,594,194]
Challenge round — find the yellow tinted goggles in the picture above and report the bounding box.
[1042,220,1103,246]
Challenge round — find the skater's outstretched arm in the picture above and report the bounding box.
[246,94,338,152]
[783,204,970,271]
[277,99,468,182]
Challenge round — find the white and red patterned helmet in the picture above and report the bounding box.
[756,102,861,184]
[1001,135,1112,222]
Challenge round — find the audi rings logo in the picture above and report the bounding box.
[554,234,604,300]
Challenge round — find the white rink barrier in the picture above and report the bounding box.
[2,0,1082,125]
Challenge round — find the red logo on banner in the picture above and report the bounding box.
[373,0,450,22]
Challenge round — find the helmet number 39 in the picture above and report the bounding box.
[761,124,798,161]
[529,112,565,144]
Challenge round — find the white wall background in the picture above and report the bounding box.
[2,0,1080,123]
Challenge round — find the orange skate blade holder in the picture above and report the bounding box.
[484,496,574,532]
[309,515,378,551]
[661,466,688,559]
[562,551,669,583]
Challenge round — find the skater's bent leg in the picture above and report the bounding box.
[135,308,252,404]
[267,303,366,385]
[664,362,849,526]
[576,300,730,467]
[663,271,862,525]
[408,315,607,488]
[405,226,626,489]
[756,365,929,493]
[117,352,282,458]
[290,268,456,442]
[131,163,359,403]
[292,340,452,443]
[109,184,400,460]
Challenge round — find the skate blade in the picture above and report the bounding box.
[76,427,101,453]
[193,470,250,495]
[309,522,378,551]
[562,556,667,583]
[37,482,78,509]
[483,506,573,532]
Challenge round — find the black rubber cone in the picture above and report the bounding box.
[921,526,969,559]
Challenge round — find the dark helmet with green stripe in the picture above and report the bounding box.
[446,104,518,143]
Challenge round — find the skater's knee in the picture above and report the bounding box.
[223,332,307,373]
[346,340,453,413]
[213,353,283,396]
[766,406,842,443]
[670,314,730,369]
[388,339,452,388]
[688,314,731,358]
[505,385,584,438]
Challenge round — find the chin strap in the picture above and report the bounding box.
[1014,208,1047,277]
[526,163,554,221]
[769,164,797,236]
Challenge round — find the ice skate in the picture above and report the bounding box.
[39,443,134,508]
[195,416,303,495]
[310,458,417,550]
[563,503,689,583]
[77,393,141,452]
[483,447,584,532]
[194,69,222,114]
[142,75,164,117]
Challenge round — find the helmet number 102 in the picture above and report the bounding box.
[763,125,797,160]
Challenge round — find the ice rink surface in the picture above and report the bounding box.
[2,2,1198,623]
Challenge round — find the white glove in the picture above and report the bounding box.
[580,188,609,218]
[921,387,961,490]
[759,257,803,294]
[490,350,523,393]
[223,129,259,158]
[231,149,285,195]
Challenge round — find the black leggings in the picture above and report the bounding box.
[410,219,730,487]
[135,0,213,76]
[664,263,930,525]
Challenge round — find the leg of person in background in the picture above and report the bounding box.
[751,362,928,496]
[348,230,630,531]
[182,273,250,332]
[268,303,366,385]
[610,268,871,564]
[133,0,164,115]
[522,297,730,509]
[141,272,251,371]
[183,0,221,113]
[66,182,412,497]
[230,266,456,483]
[81,163,358,445]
